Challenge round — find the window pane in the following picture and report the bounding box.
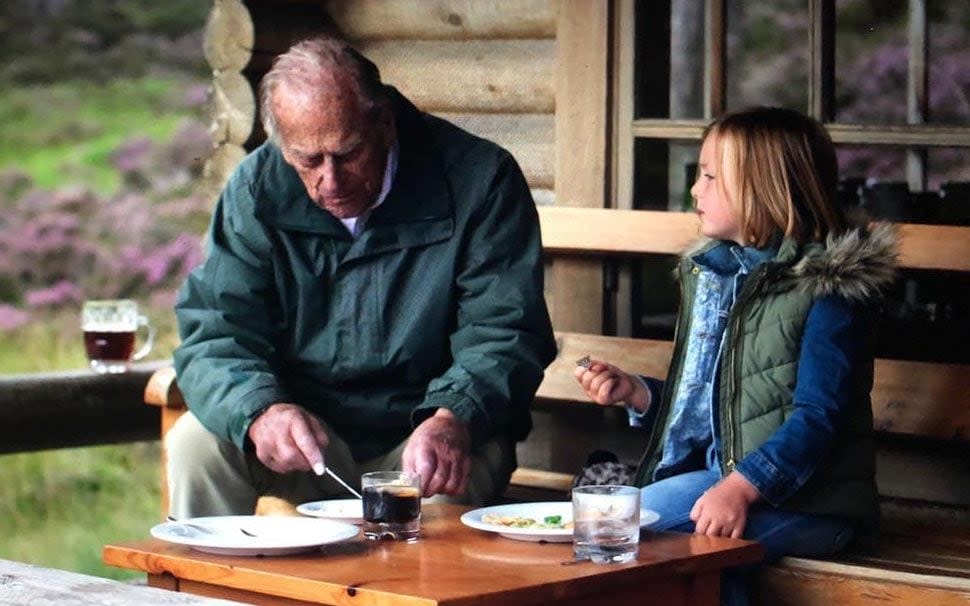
[632,140,700,211]
[725,1,809,112]
[635,0,705,119]
[669,0,706,119]
[836,145,908,183]
[878,269,970,363]
[928,147,970,192]
[633,254,680,341]
[928,3,970,125]
[835,1,909,125]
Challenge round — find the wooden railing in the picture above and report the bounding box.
[0,362,166,455]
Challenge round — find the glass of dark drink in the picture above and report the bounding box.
[361,471,421,542]
[82,299,155,373]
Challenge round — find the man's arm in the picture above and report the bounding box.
[173,170,292,450]
[413,154,557,446]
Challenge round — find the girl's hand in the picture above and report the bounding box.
[573,359,650,412]
[689,471,760,538]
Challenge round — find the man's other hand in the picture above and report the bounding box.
[402,408,471,498]
[247,403,329,474]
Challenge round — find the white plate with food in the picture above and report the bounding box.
[151,515,359,556]
[460,501,661,543]
[296,498,365,524]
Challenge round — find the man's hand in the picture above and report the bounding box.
[401,408,471,498]
[247,403,329,475]
[689,471,760,538]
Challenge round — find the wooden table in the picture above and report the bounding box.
[103,504,762,606]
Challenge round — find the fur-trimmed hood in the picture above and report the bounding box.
[790,223,897,303]
[683,223,898,304]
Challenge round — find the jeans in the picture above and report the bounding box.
[640,468,855,606]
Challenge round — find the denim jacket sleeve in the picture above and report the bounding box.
[735,295,864,506]
[626,376,664,428]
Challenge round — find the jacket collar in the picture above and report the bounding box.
[252,87,453,252]
[693,241,778,276]
[683,224,897,303]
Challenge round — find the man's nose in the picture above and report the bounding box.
[317,157,341,194]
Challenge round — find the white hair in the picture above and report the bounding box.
[258,36,387,143]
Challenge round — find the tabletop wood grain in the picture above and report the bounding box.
[104,504,762,606]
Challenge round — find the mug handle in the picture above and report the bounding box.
[133,314,155,361]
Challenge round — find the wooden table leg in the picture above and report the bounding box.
[147,572,179,591]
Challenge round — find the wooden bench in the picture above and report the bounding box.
[145,207,970,604]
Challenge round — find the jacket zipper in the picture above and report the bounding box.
[721,266,772,475]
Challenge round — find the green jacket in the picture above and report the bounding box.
[174,90,556,460]
[635,226,896,522]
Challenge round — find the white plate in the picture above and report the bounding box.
[296,498,364,524]
[460,502,661,543]
[151,515,359,556]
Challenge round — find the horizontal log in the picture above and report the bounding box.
[437,112,554,188]
[204,0,254,72]
[361,40,555,113]
[0,362,167,454]
[246,40,556,114]
[325,0,557,40]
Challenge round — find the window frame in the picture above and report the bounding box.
[612,0,970,204]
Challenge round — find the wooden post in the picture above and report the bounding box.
[544,0,612,473]
[552,0,611,334]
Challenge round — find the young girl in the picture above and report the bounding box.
[575,107,895,605]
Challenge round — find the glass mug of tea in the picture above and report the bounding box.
[82,299,155,373]
[361,470,421,542]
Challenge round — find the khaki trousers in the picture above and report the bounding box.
[166,412,517,518]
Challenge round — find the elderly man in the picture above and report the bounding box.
[166,35,556,517]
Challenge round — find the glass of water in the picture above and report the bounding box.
[572,485,641,564]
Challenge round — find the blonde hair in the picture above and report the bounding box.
[705,107,845,247]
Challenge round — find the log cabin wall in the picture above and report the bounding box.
[201,0,557,204]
